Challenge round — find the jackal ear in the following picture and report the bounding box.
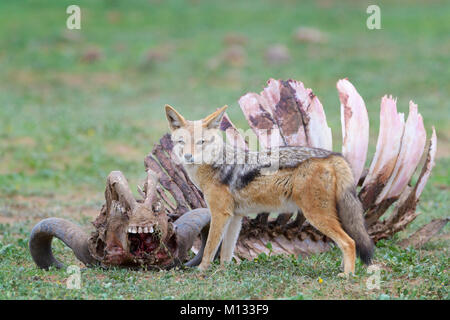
[165,104,186,131]
[203,105,228,129]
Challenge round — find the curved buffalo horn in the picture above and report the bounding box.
[29,218,97,270]
[172,208,211,267]
[183,221,209,267]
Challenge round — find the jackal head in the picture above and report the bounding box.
[165,104,227,165]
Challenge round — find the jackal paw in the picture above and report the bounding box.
[198,263,210,272]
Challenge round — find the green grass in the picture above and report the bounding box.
[0,219,448,299]
[0,0,449,299]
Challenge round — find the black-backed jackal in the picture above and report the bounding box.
[165,104,374,276]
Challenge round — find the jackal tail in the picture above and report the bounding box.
[334,157,374,265]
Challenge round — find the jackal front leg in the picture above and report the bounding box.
[220,215,243,264]
[198,208,233,271]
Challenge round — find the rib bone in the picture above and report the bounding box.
[376,101,426,203]
[220,113,248,150]
[239,92,284,148]
[337,79,369,182]
[360,95,405,208]
[414,127,437,198]
[288,80,332,150]
[239,78,332,150]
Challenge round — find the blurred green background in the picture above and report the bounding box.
[0,0,448,299]
[0,0,448,195]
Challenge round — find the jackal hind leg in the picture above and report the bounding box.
[298,202,356,276]
[292,163,356,276]
[302,208,355,276]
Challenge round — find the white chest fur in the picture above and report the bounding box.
[182,164,201,189]
[233,196,299,216]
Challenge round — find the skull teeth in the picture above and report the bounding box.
[127,227,135,233]
[128,226,154,234]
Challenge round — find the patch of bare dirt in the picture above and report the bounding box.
[81,47,103,63]
[0,216,24,224]
[144,43,175,65]
[264,44,290,64]
[10,69,37,86]
[6,136,36,147]
[293,27,327,44]
[62,204,101,219]
[9,69,122,91]
[432,232,450,241]
[0,191,103,224]
[105,142,143,161]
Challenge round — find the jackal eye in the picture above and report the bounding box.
[196,139,206,145]
[176,139,185,145]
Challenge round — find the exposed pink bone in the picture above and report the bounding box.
[288,79,311,110]
[360,96,405,207]
[240,79,332,150]
[143,169,161,208]
[305,93,332,150]
[220,113,248,150]
[238,92,284,148]
[387,102,427,198]
[275,79,309,146]
[288,80,332,150]
[395,126,437,211]
[414,126,436,198]
[374,127,437,233]
[286,80,312,146]
[376,101,426,203]
[261,78,281,108]
[262,79,307,147]
[337,79,369,182]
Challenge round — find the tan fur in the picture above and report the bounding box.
[197,170,235,266]
[165,105,372,276]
